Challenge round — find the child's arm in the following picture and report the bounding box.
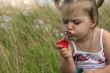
[57,40,76,73]
[57,31,76,73]
[60,57,76,73]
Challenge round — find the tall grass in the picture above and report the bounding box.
[0,3,110,73]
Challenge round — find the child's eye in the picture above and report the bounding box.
[62,19,69,24]
[71,20,81,25]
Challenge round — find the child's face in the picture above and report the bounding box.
[61,11,95,40]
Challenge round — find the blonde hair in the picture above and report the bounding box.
[54,0,104,9]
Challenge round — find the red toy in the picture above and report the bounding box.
[57,39,68,48]
[57,31,68,48]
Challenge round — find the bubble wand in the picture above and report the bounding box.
[57,31,68,49]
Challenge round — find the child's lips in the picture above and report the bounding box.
[67,31,73,36]
[67,31,72,34]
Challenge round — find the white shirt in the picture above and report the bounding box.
[72,29,106,71]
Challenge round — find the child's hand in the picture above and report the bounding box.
[56,39,73,59]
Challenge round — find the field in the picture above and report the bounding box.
[0,3,110,73]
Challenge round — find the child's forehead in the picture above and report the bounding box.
[62,9,86,19]
[62,8,88,20]
[61,1,91,19]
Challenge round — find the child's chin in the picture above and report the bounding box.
[69,37,78,41]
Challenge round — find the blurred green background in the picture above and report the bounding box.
[0,1,110,73]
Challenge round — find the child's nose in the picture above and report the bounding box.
[66,22,75,30]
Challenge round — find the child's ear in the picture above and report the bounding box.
[91,19,97,29]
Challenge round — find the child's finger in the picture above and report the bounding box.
[59,48,68,53]
[56,44,63,50]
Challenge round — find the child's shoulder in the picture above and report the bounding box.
[95,28,110,42]
[96,27,110,36]
[102,28,110,38]
[100,28,110,61]
[98,28,110,48]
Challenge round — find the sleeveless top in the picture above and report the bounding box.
[72,29,107,71]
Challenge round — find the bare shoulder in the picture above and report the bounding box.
[103,29,110,46]
[103,29,110,64]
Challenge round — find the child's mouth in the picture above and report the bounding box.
[66,31,73,36]
[66,31,77,40]
[67,31,71,34]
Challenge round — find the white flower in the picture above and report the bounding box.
[34,18,44,25]
[0,23,12,31]
[0,15,12,23]
[0,15,13,32]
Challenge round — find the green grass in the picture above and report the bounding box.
[0,4,110,73]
